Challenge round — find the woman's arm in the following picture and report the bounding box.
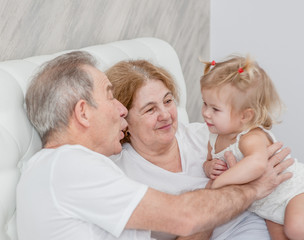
[211,129,271,189]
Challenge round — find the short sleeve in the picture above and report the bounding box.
[51,147,148,237]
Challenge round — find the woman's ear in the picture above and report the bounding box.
[74,100,90,128]
[241,108,254,124]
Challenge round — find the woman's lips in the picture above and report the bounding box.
[157,123,171,130]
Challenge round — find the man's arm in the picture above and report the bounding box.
[126,184,257,236]
[126,143,293,237]
[176,230,213,240]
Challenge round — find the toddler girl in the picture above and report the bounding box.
[201,56,304,240]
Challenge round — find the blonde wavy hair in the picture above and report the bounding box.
[200,55,284,130]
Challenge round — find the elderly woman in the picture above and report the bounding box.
[107,60,270,240]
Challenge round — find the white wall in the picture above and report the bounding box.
[0,0,210,122]
[211,0,304,161]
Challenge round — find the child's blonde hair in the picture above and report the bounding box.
[200,55,283,130]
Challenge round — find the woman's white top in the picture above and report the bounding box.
[112,122,270,240]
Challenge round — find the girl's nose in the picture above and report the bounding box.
[116,99,128,118]
[202,106,210,119]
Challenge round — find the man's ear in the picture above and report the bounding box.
[74,100,90,128]
[241,108,254,124]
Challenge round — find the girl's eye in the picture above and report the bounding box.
[213,108,220,112]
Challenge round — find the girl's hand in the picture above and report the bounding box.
[203,158,228,179]
[224,151,238,168]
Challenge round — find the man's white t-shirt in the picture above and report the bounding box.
[112,122,270,240]
[16,145,149,240]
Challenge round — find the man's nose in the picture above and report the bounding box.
[116,99,128,118]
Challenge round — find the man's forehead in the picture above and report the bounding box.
[83,65,107,84]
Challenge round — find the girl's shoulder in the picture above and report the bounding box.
[243,127,266,137]
[239,127,273,149]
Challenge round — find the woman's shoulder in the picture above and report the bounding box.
[110,143,149,172]
[178,121,208,134]
[177,122,209,146]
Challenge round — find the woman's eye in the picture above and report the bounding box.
[164,98,173,104]
[146,107,154,113]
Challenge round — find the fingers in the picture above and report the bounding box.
[210,175,217,180]
[267,142,283,157]
[210,170,225,179]
[277,171,293,185]
[205,179,213,188]
[252,146,294,200]
[203,158,228,179]
[274,157,294,175]
[212,169,226,175]
[224,151,237,168]
[213,163,227,170]
[269,146,291,167]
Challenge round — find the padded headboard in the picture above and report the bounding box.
[0,37,188,240]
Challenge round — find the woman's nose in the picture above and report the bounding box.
[158,107,170,120]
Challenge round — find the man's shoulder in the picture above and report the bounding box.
[54,144,109,159]
[44,145,119,173]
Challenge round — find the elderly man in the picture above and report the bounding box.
[16,51,292,240]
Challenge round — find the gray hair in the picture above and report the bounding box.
[25,51,98,146]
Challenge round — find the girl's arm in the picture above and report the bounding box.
[211,128,271,189]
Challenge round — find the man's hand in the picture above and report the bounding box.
[203,159,228,179]
[249,142,293,200]
[205,179,214,189]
